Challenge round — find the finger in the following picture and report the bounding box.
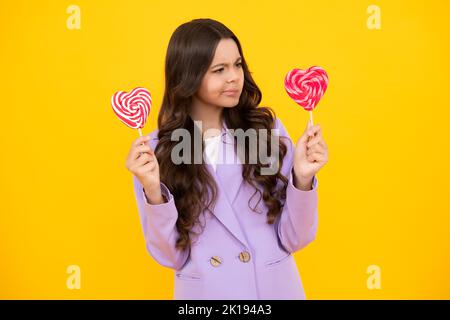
[131,153,152,169]
[138,161,157,174]
[307,152,325,163]
[307,147,325,158]
[307,148,321,156]
[315,130,326,149]
[316,129,323,138]
[307,124,321,137]
[131,144,154,160]
[306,136,319,148]
[135,153,155,167]
[133,135,151,147]
[136,144,154,155]
[304,124,321,145]
[307,136,326,149]
[300,121,315,144]
[307,143,324,154]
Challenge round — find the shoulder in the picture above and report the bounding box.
[273,116,291,139]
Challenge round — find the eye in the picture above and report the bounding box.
[214,68,224,73]
[236,62,243,67]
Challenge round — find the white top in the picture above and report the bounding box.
[203,135,221,172]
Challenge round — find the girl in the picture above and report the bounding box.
[126,18,328,300]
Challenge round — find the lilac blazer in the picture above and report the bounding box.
[132,117,318,300]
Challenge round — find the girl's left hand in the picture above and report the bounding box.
[293,121,329,181]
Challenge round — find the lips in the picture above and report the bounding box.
[223,89,239,95]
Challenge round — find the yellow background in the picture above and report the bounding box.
[1,0,449,299]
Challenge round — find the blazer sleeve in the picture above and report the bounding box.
[274,118,319,253]
[132,137,190,271]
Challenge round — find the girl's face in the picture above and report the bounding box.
[194,38,244,109]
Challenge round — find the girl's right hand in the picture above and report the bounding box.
[125,135,161,193]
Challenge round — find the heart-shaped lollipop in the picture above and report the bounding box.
[284,66,328,125]
[111,87,151,136]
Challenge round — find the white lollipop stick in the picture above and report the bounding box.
[138,128,145,156]
[307,111,315,143]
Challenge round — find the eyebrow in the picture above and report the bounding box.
[211,57,242,69]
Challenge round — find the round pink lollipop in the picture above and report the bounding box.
[284,66,328,125]
[111,87,151,136]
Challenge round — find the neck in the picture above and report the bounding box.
[190,98,223,139]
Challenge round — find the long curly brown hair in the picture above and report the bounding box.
[155,18,288,252]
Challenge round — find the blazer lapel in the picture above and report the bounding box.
[205,121,247,247]
[216,122,244,205]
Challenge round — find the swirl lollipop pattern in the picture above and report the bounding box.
[111,87,151,135]
[284,66,328,112]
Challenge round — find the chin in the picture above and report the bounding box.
[222,103,239,108]
[220,97,241,108]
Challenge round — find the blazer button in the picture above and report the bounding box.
[210,256,222,267]
[239,251,251,263]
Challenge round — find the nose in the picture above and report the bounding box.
[227,68,241,83]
